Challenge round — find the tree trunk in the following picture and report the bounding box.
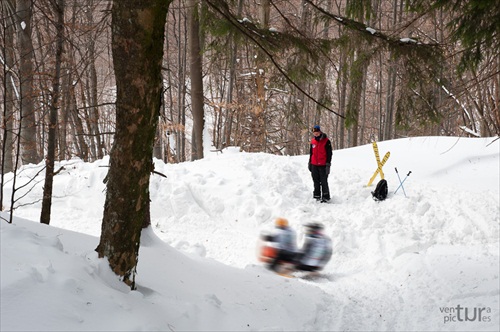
[86,1,105,160]
[337,48,348,149]
[96,0,170,289]
[59,73,69,160]
[345,46,371,147]
[249,0,270,153]
[2,0,15,174]
[40,0,64,225]
[222,0,243,149]
[383,0,402,141]
[174,3,187,163]
[16,0,39,165]
[1,0,15,212]
[188,0,204,161]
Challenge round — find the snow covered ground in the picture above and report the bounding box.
[1,136,499,331]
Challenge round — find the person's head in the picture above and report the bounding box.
[275,217,289,228]
[305,222,323,235]
[312,125,321,137]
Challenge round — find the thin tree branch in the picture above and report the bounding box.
[204,0,346,119]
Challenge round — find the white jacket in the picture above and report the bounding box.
[299,234,332,268]
[272,226,297,252]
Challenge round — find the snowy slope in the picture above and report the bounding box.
[1,136,499,331]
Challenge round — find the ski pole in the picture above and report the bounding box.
[394,170,411,195]
[394,168,406,197]
[394,170,412,195]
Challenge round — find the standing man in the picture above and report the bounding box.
[308,125,332,202]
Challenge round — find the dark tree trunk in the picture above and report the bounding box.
[189,0,204,161]
[40,0,64,225]
[96,0,170,289]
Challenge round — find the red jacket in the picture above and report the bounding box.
[309,133,332,166]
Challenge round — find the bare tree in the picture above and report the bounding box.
[188,0,204,160]
[165,2,188,163]
[1,0,16,176]
[40,0,64,225]
[250,0,270,153]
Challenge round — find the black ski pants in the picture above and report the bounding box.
[311,165,330,200]
[295,263,320,272]
[269,250,296,272]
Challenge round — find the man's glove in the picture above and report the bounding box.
[263,235,274,242]
[308,163,312,172]
[326,163,331,175]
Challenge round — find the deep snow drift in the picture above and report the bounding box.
[1,136,499,331]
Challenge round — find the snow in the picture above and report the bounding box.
[400,37,417,43]
[1,136,499,331]
[366,27,376,35]
[460,125,481,137]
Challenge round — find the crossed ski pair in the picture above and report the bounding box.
[367,142,390,187]
[367,142,412,196]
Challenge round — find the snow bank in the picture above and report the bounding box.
[2,136,499,331]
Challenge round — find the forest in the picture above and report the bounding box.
[2,0,499,169]
[1,0,499,287]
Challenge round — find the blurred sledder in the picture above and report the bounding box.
[258,219,332,277]
[258,218,298,275]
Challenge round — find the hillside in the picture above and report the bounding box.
[1,136,499,331]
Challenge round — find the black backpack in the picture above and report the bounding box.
[372,179,388,201]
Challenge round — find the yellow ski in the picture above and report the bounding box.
[366,142,390,187]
